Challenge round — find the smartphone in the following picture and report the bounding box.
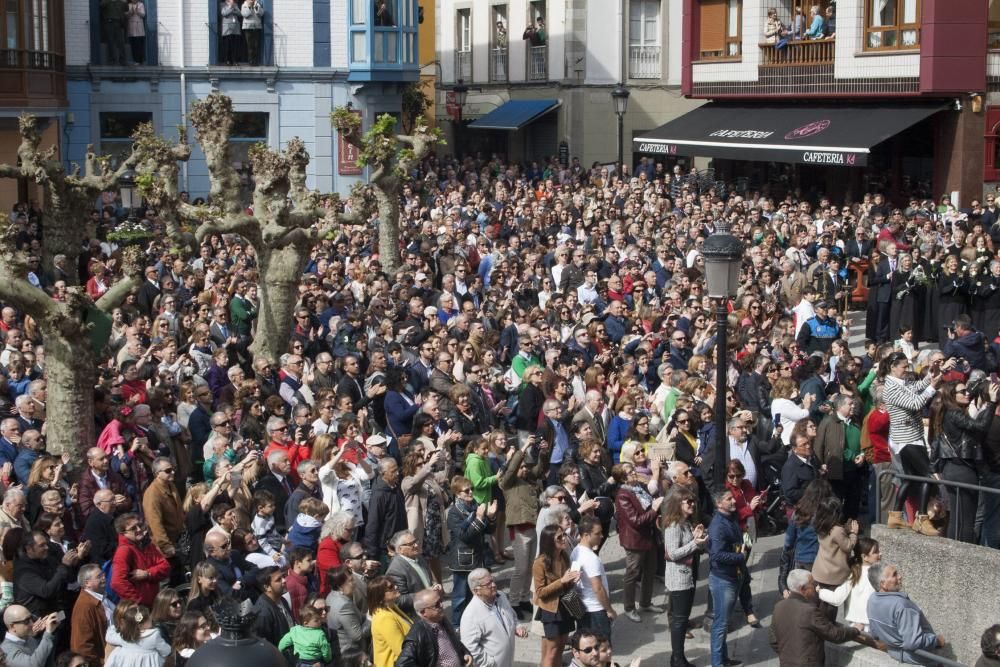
[772,413,781,426]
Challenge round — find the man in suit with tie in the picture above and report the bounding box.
[254,451,294,533]
[781,433,817,507]
[845,227,873,263]
[870,243,896,342]
[573,390,607,446]
[209,306,238,365]
[135,266,161,317]
[386,529,442,615]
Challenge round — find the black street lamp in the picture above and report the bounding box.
[453,79,469,158]
[118,168,138,222]
[700,222,744,489]
[610,82,630,177]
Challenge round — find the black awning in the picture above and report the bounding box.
[633,102,946,167]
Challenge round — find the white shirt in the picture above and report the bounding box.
[570,543,608,612]
[729,437,758,489]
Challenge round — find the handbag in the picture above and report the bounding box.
[559,586,585,620]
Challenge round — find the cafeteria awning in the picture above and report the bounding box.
[468,99,561,131]
[633,102,946,167]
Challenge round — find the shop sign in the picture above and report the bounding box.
[802,151,857,165]
[337,109,363,176]
[637,142,678,155]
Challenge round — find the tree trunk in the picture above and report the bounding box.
[373,179,402,276]
[250,243,310,364]
[44,331,97,463]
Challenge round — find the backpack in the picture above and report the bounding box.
[101,560,121,604]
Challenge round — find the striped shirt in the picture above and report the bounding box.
[882,375,935,454]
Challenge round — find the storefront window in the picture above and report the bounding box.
[865,0,920,50]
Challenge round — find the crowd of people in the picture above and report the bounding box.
[4,153,1000,667]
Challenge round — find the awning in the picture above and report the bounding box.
[633,102,946,167]
[468,99,561,131]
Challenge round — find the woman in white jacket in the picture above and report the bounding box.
[817,536,881,631]
[769,378,814,446]
[318,444,369,530]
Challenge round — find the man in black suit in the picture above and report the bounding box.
[254,452,293,533]
[869,244,896,343]
[702,413,764,495]
[845,227,873,263]
[135,266,161,318]
[781,433,818,507]
[83,489,118,564]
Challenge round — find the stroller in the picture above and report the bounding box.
[756,461,789,536]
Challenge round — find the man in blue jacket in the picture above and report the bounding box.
[867,562,945,665]
[708,489,746,667]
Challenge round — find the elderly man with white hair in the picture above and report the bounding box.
[460,568,527,667]
[13,395,40,434]
[866,562,945,665]
[770,569,864,666]
[0,488,29,532]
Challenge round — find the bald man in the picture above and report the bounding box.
[1,604,58,666]
[83,489,118,564]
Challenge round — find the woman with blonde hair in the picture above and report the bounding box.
[186,561,220,616]
[25,455,65,524]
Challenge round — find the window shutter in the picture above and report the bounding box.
[700,0,726,55]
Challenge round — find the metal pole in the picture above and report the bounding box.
[713,299,729,489]
[616,113,624,177]
[456,108,463,159]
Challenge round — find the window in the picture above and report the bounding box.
[990,0,1000,49]
[5,0,19,50]
[100,112,153,166]
[699,0,741,60]
[985,107,1000,183]
[455,8,471,80]
[865,0,920,50]
[629,0,660,78]
[229,112,268,204]
[208,0,271,66]
[491,5,508,82]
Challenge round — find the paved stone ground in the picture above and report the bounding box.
[469,533,790,667]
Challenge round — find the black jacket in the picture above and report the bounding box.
[395,618,471,667]
[251,594,293,647]
[445,501,492,572]
[737,371,771,417]
[83,508,117,564]
[254,472,292,533]
[362,478,407,559]
[932,401,996,471]
[12,555,71,616]
[206,553,258,600]
[781,454,817,506]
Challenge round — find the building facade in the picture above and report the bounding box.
[435,0,702,168]
[62,0,421,198]
[1,0,67,206]
[648,0,993,202]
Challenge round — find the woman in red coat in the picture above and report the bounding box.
[316,510,356,596]
[612,462,665,623]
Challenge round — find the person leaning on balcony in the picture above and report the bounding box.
[764,8,786,44]
[823,5,836,38]
[804,5,826,40]
[241,0,265,66]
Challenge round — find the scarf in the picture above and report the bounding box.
[627,483,653,510]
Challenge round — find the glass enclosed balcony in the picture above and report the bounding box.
[348,0,419,82]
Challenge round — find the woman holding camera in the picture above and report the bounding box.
[929,379,998,541]
[880,351,948,530]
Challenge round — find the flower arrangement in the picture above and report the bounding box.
[106,218,154,245]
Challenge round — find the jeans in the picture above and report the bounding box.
[508,526,536,604]
[942,461,979,543]
[709,574,738,667]
[580,609,612,640]
[668,587,695,665]
[451,570,472,626]
[623,548,656,611]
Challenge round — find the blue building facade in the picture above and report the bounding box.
[63,0,419,197]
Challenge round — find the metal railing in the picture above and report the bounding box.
[455,49,472,81]
[527,44,547,80]
[490,47,507,82]
[759,37,834,66]
[0,49,64,70]
[874,470,1000,540]
[628,44,660,79]
[912,650,968,667]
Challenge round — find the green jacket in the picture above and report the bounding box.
[464,452,497,504]
[278,625,333,662]
[229,295,257,337]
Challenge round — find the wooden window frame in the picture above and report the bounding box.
[698,0,741,61]
[863,0,921,52]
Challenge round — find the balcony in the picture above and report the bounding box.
[629,45,661,79]
[347,0,420,83]
[759,38,834,67]
[456,49,472,81]
[490,48,508,82]
[527,45,547,81]
[0,49,67,108]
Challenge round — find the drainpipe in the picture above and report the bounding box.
[179,0,189,191]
